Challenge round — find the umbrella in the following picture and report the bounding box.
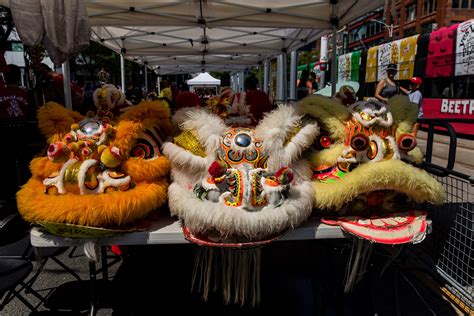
[315,81,360,97]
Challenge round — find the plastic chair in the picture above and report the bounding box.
[0,202,84,310]
[0,258,44,312]
[0,210,45,312]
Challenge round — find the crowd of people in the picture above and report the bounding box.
[296,69,318,100]
[0,62,426,130]
[375,63,423,117]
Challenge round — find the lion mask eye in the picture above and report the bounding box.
[397,134,417,152]
[350,133,370,151]
[314,132,332,150]
[131,127,164,159]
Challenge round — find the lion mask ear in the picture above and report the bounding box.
[297,95,350,142]
[118,100,172,133]
[37,102,84,143]
[162,108,227,173]
[387,95,419,134]
[255,104,319,172]
[114,100,172,156]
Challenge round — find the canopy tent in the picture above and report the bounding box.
[3,0,385,101]
[3,0,384,74]
[187,72,221,85]
[37,0,383,75]
[315,81,360,97]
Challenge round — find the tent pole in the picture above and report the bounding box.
[120,54,125,92]
[331,24,338,97]
[240,70,245,92]
[320,36,328,89]
[258,63,263,90]
[144,63,148,95]
[264,60,270,94]
[62,61,72,110]
[289,50,297,100]
[283,52,288,101]
[234,73,237,91]
[277,52,287,102]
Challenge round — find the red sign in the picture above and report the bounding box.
[423,98,474,135]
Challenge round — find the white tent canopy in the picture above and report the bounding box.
[83,0,384,74]
[187,72,221,85]
[2,0,384,74]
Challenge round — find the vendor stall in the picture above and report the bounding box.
[186,72,220,96]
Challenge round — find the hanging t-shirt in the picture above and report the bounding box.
[0,86,29,121]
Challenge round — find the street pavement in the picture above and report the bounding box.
[1,239,462,315]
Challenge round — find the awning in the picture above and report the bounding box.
[86,0,385,74]
[187,72,220,85]
[2,0,385,74]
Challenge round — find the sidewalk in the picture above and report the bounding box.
[2,239,462,315]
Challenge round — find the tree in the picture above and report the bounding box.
[298,50,319,67]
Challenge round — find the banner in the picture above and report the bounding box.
[366,46,378,83]
[338,54,346,82]
[426,24,458,78]
[338,53,352,82]
[377,42,395,80]
[455,19,474,76]
[391,39,401,79]
[399,35,419,80]
[422,98,474,135]
[351,50,361,81]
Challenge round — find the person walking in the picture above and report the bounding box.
[244,75,273,124]
[175,82,201,110]
[375,63,408,103]
[408,77,423,118]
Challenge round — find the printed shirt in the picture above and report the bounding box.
[0,86,28,120]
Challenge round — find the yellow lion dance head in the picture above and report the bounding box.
[298,95,445,244]
[17,100,171,236]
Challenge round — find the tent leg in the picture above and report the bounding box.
[62,61,72,110]
[120,54,125,92]
[320,35,328,89]
[264,60,270,94]
[331,25,338,96]
[277,52,287,102]
[144,63,148,96]
[289,50,297,100]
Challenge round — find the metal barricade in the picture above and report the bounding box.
[418,118,474,311]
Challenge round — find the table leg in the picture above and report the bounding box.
[101,246,108,281]
[89,260,97,316]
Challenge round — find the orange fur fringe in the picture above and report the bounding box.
[18,100,172,228]
[122,156,170,182]
[17,178,168,228]
[30,157,62,178]
[37,102,84,143]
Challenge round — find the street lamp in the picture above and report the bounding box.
[370,19,394,42]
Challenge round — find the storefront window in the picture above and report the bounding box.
[405,4,417,22]
[405,28,417,36]
[423,0,437,15]
[452,0,474,8]
[421,23,436,34]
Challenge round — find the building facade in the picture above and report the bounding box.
[347,0,474,51]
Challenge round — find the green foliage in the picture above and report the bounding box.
[298,50,319,67]
[210,71,227,79]
[75,41,120,83]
